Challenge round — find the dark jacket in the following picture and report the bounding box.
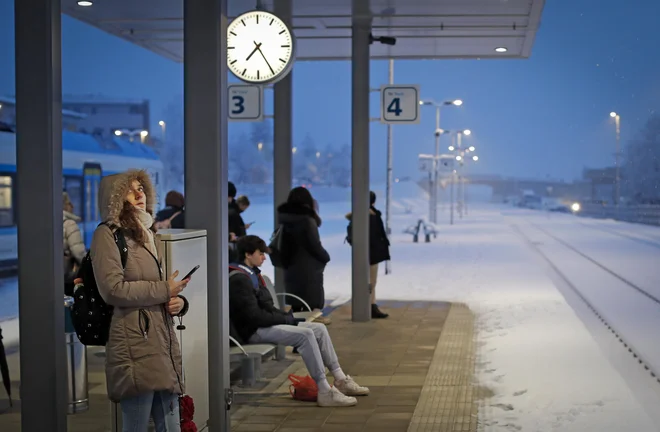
[228,201,246,238]
[155,206,185,229]
[346,206,391,265]
[277,202,330,311]
[228,264,292,343]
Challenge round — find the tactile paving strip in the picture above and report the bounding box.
[408,303,478,432]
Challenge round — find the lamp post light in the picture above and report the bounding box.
[609,111,621,206]
[419,98,463,223]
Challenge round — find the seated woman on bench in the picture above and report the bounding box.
[228,235,369,407]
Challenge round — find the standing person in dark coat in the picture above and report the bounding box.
[155,190,185,229]
[277,187,330,321]
[345,191,391,318]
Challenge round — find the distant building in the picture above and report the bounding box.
[582,167,617,203]
[0,94,154,146]
[0,95,86,131]
[62,94,151,141]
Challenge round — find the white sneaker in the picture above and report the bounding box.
[334,375,370,396]
[317,387,358,407]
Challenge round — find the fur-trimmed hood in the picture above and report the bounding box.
[99,169,156,225]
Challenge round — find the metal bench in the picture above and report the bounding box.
[229,336,284,387]
[262,275,323,322]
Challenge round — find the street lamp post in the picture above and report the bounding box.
[419,98,462,223]
[610,112,621,206]
[158,120,166,143]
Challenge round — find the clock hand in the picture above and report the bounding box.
[256,45,275,75]
[245,42,262,61]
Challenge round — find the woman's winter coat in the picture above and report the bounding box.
[90,170,186,402]
[277,201,330,311]
[345,206,391,265]
[63,210,86,282]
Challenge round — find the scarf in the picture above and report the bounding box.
[136,208,157,257]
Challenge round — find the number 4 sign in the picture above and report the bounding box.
[228,84,264,122]
[380,85,420,124]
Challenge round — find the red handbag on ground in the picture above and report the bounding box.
[288,374,318,402]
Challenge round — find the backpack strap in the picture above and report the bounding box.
[229,266,259,291]
[100,222,128,269]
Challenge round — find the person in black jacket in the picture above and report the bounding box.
[155,190,185,229]
[228,235,369,407]
[345,191,391,318]
[277,187,330,316]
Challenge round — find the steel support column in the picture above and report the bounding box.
[273,0,293,296]
[183,0,230,430]
[351,1,371,322]
[15,0,67,429]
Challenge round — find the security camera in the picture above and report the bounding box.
[369,33,397,46]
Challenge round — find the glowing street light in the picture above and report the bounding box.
[292,147,297,154]
[257,142,263,151]
[469,146,475,152]
[472,155,479,161]
[610,111,618,118]
[462,129,471,136]
[448,146,455,151]
[456,155,463,161]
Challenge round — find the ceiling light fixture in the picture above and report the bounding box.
[495,47,508,53]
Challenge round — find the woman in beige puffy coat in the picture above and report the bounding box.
[90,169,190,432]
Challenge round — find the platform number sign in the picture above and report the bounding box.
[228,84,264,122]
[380,85,420,124]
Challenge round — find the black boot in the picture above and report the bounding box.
[371,304,389,319]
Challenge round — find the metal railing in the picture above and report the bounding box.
[578,204,660,226]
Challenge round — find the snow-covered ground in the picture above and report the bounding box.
[2,181,660,430]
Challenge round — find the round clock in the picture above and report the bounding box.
[227,10,296,85]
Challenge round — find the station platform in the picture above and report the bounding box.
[0,301,479,432]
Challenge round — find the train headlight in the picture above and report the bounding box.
[571,202,581,212]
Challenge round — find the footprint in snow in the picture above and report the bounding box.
[491,403,515,411]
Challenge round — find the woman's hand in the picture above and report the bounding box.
[168,270,189,297]
[168,296,185,316]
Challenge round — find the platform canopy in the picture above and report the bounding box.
[62,0,546,62]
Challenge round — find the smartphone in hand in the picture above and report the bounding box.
[182,265,200,281]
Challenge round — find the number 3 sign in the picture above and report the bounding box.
[380,85,420,124]
[228,84,264,122]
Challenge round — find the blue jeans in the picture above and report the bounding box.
[121,390,180,432]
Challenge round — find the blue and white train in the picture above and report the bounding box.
[0,129,164,269]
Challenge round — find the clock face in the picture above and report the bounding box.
[227,10,295,84]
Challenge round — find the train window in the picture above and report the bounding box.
[64,176,83,217]
[0,176,14,227]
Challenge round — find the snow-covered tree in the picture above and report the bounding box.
[624,113,660,202]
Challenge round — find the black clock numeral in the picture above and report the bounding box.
[269,18,274,25]
[230,59,237,65]
[228,47,235,50]
[241,19,246,26]
[230,31,237,36]
[281,45,290,48]
[279,58,286,63]
[279,29,285,35]
[241,68,247,76]
[257,70,260,79]
[256,15,259,24]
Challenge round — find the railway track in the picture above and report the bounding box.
[512,221,660,386]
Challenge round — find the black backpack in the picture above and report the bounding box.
[70,223,128,346]
[268,224,291,269]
